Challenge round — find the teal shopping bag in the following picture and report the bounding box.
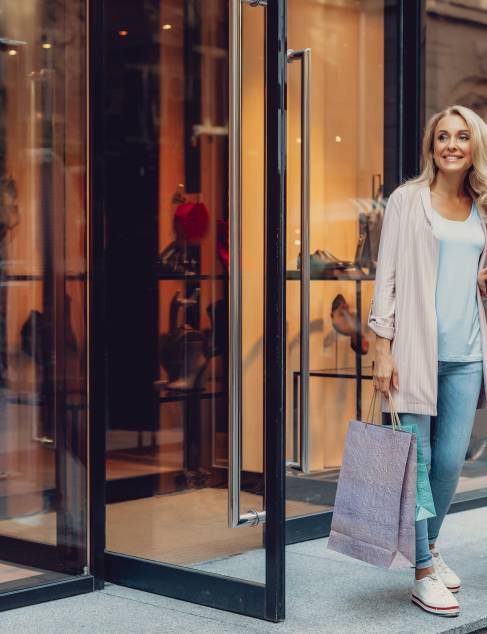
[400,423,436,521]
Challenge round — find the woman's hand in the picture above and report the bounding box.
[478,267,487,297]
[373,337,399,398]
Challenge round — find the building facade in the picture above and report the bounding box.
[0,0,484,622]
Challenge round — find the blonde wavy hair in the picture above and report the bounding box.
[408,105,487,218]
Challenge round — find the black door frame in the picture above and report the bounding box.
[89,0,287,622]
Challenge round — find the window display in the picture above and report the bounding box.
[285,0,387,505]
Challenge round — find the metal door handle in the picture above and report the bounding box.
[228,0,266,529]
[287,48,311,473]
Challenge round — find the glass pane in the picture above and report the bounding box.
[104,0,265,583]
[0,0,88,584]
[286,0,389,517]
[425,1,487,498]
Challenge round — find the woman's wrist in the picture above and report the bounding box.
[375,335,391,353]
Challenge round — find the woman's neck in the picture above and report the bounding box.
[431,171,469,200]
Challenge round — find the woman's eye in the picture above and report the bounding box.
[438,134,448,141]
[459,135,469,141]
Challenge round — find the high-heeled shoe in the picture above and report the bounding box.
[331,294,368,355]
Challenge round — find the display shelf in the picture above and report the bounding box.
[286,269,375,282]
[155,271,227,282]
[153,379,226,404]
[0,273,87,282]
[293,366,374,380]
[289,273,374,423]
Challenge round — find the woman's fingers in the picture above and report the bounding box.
[392,367,399,390]
[378,375,391,397]
[478,269,487,296]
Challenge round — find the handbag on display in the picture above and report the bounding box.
[354,174,385,272]
[203,299,228,358]
[216,219,229,269]
[158,187,209,275]
[330,293,368,355]
[173,201,209,242]
[327,391,416,569]
[159,289,207,391]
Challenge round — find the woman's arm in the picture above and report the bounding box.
[367,191,401,396]
[367,191,400,340]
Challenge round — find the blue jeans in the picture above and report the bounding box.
[393,360,483,569]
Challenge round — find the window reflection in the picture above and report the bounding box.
[0,0,87,584]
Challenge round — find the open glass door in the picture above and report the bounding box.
[98,0,286,622]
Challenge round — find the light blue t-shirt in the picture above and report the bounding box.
[431,202,485,362]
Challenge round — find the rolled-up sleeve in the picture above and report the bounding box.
[367,191,400,340]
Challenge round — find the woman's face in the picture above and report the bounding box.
[432,114,473,177]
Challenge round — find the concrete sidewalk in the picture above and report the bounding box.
[3,506,487,633]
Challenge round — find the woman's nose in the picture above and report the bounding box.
[447,138,458,151]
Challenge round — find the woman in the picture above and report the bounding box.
[368,104,487,617]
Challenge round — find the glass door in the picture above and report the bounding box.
[97,0,286,622]
[0,0,89,590]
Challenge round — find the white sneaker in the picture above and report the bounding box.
[431,549,461,592]
[411,574,460,617]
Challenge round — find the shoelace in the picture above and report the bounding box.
[432,551,450,574]
[422,574,452,599]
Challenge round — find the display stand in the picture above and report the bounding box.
[155,268,227,479]
[286,271,375,456]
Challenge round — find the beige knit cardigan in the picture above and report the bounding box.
[367,183,487,415]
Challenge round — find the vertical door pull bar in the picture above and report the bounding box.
[287,48,311,473]
[228,0,267,528]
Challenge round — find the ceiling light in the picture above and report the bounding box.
[162,24,172,31]
[118,30,128,37]
[335,135,342,143]
[42,43,52,49]
[8,49,16,56]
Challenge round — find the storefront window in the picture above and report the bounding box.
[285,0,390,517]
[0,0,88,589]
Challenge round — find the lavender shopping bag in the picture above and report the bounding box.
[327,410,417,569]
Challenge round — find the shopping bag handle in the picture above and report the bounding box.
[388,392,402,428]
[365,388,401,431]
[365,388,382,425]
